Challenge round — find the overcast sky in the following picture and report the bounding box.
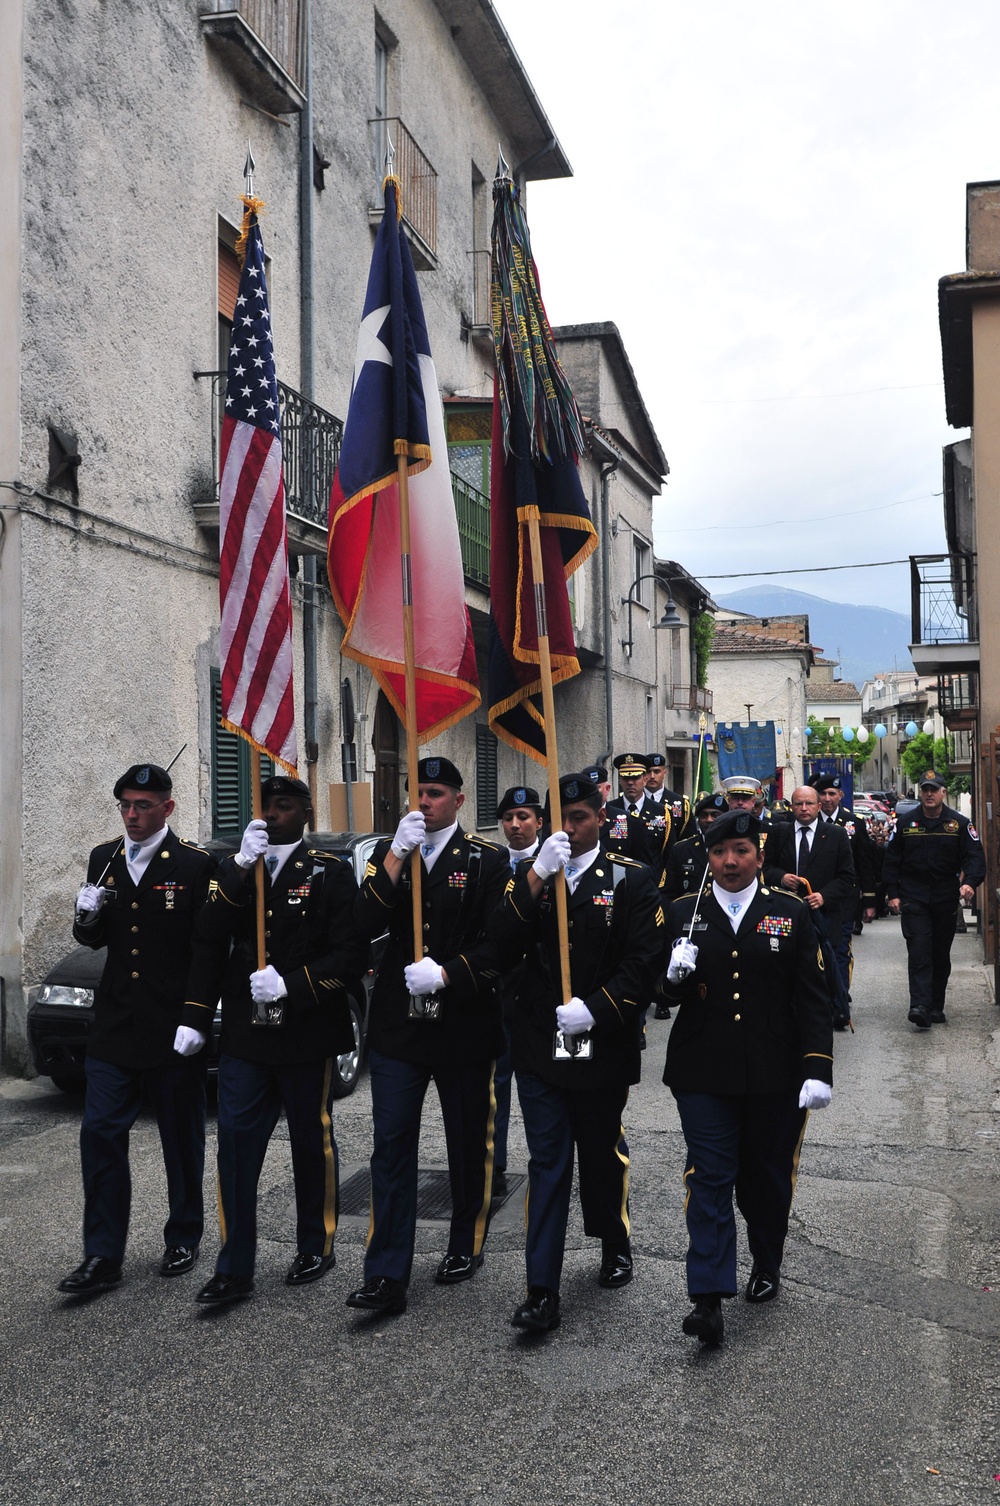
[495,0,1000,616]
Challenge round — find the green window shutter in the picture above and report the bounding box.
[211,668,274,839]
[475,724,498,828]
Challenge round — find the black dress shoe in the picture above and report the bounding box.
[58,1256,122,1295]
[286,1252,335,1286]
[196,1273,254,1306]
[510,1287,560,1332]
[908,1006,931,1030]
[345,1276,407,1313]
[597,1244,633,1289]
[653,1003,671,1020]
[682,1298,723,1346]
[434,1252,484,1285]
[160,1246,198,1277]
[493,1168,509,1196]
[745,1264,780,1303]
[928,1009,947,1024]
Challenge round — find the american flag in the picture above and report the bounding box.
[219,203,297,771]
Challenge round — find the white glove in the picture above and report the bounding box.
[75,884,107,917]
[250,965,288,1003]
[235,818,269,869]
[404,957,446,996]
[533,832,571,881]
[556,997,595,1035]
[798,1079,832,1111]
[173,1026,206,1057]
[391,810,426,859]
[666,938,699,983]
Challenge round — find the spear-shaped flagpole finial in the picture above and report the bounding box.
[243,141,256,197]
[494,145,512,187]
[383,126,396,181]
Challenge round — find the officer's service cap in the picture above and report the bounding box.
[646,752,666,769]
[706,810,763,846]
[614,753,649,776]
[720,774,761,796]
[919,771,946,790]
[547,772,600,812]
[496,785,542,819]
[114,763,172,799]
[261,775,312,802]
[409,756,463,790]
[696,793,729,817]
[813,775,842,793]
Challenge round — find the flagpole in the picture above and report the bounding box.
[524,505,572,1005]
[251,754,267,969]
[695,711,708,796]
[397,454,424,951]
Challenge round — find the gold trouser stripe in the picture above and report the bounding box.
[319,1058,337,1255]
[216,1168,227,1244]
[682,1161,696,1216]
[471,1062,497,1255]
[615,1091,631,1236]
[788,1109,810,1207]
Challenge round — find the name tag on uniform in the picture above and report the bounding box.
[691,922,708,932]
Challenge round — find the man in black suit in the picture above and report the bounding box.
[495,772,664,1333]
[814,773,876,976]
[345,756,509,1315]
[59,762,217,1296]
[663,810,833,1347]
[185,776,367,1306]
[763,785,856,943]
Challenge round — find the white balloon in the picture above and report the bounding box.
[923,719,935,736]
[855,726,869,743]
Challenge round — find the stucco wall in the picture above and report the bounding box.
[709,652,809,786]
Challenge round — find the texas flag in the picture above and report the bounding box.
[327,180,480,739]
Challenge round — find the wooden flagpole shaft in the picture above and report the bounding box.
[251,753,266,970]
[524,507,572,1006]
[397,454,424,953]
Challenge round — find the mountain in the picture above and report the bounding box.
[714,586,912,690]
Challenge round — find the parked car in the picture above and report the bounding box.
[852,800,892,828]
[27,830,389,1098]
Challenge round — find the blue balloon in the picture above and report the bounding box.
[804,728,811,739]
[905,721,918,738]
[874,723,887,738]
[842,727,855,742]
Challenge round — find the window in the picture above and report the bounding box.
[211,667,274,839]
[475,725,499,828]
[374,33,388,164]
[632,535,651,606]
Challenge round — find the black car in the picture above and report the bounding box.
[27,831,389,1097]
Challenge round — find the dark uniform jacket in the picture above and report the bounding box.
[825,806,876,904]
[606,789,692,871]
[356,828,509,1067]
[663,882,833,1096]
[882,804,986,905]
[496,852,665,1091]
[660,831,711,904]
[74,829,217,1072]
[183,844,366,1066]
[762,818,857,929]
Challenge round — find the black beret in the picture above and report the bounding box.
[261,775,312,802]
[646,753,666,768]
[705,810,763,847]
[411,755,463,790]
[695,793,729,817]
[496,785,542,819]
[581,764,608,784]
[813,775,842,792]
[545,771,599,812]
[114,763,172,799]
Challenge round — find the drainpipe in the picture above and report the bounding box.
[585,423,621,763]
[299,0,318,824]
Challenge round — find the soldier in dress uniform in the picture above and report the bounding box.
[493,784,545,1195]
[654,794,730,1020]
[882,771,986,1029]
[58,763,217,1297]
[184,776,367,1306]
[345,756,509,1315]
[605,753,661,868]
[813,774,876,992]
[662,810,833,1347]
[644,752,668,803]
[495,771,665,1333]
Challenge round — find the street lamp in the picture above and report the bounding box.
[621,573,682,656]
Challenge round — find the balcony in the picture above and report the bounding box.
[452,472,490,588]
[665,685,713,714]
[200,1,306,113]
[908,553,980,675]
[193,372,342,556]
[369,118,438,267]
[938,672,978,732]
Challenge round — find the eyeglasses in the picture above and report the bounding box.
[116,799,167,814]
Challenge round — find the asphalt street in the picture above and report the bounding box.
[3,915,1000,1506]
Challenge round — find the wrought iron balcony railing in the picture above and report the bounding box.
[938,672,978,718]
[909,553,977,645]
[199,1,306,111]
[452,471,490,587]
[369,118,438,258]
[665,685,713,713]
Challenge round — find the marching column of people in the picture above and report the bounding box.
[57,750,983,1345]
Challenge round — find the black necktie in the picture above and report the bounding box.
[796,825,812,875]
